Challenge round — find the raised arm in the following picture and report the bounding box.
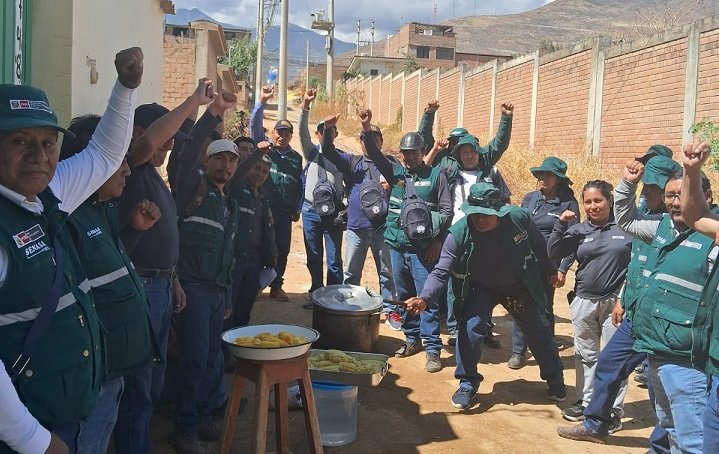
[614,160,661,243]
[423,138,448,167]
[359,108,395,182]
[52,48,142,214]
[482,102,514,165]
[320,114,353,173]
[682,141,719,239]
[227,142,272,194]
[547,211,581,260]
[418,100,439,154]
[298,89,317,159]
[128,79,209,168]
[557,197,580,273]
[249,85,274,143]
[174,90,236,212]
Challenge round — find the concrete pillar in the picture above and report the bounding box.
[488,60,498,136]
[586,37,610,157]
[682,21,700,145]
[528,50,540,151]
[415,69,424,129]
[457,64,465,127]
[400,72,406,127]
[591,49,606,158]
[387,76,393,126]
[194,29,210,117]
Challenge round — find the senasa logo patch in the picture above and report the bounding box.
[12,224,45,248]
[25,240,50,259]
[86,227,102,238]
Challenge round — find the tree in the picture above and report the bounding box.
[219,35,258,81]
[403,57,420,74]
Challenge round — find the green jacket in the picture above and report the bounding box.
[630,215,715,358]
[67,197,158,381]
[265,147,303,214]
[692,252,719,376]
[0,190,103,426]
[621,239,655,315]
[448,206,549,320]
[230,182,277,267]
[177,174,239,289]
[384,163,451,252]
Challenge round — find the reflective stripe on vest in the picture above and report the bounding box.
[0,279,91,326]
[654,273,704,293]
[452,270,466,279]
[87,266,129,288]
[638,255,648,262]
[183,216,225,231]
[642,270,652,277]
[270,167,298,183]
[390,196,403,204]
[238,207,255,216]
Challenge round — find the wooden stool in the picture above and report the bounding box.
[219,351,324,454]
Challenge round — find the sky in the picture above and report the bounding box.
[170,0,556,43]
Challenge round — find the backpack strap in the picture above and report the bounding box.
[404,174,418,199]
[365,159,381,182]
[316,153,329,184]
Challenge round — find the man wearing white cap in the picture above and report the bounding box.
[170,88,239,454]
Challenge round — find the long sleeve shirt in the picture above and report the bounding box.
[0,79,137,454]
[298,109,344,207]
[614,178,663,243]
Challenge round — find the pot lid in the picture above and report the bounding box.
[311,285,383,313]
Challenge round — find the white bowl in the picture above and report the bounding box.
[222,324,320,361]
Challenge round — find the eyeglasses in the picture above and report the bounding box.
[661,193,681,202]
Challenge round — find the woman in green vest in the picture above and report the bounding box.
[405,182,566,410]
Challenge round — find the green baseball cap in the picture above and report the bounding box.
[0,84,73,137]
[642,156,681,189]
[461,182,512,218]
[451,134,480,158]
[448,127,469,138]
[635,144,673,164]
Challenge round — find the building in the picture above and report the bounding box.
[345,56,407,78]
[3,0,173,126]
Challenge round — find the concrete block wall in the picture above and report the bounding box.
[389,74,403,126]
[494,60,534,146]
[462,67,493,139]
[379,75,393,125]
[696,28,719,123]
[437,68,461,136]
[416,70,440,131]
[402,72,420,132]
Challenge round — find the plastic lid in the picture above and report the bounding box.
[310,285,383,314]
[312,381,357,391]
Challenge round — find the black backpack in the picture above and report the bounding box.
[357,158,389,222]
[400,175,433,242]
[312,154,341,217]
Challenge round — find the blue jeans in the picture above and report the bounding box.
[648,354,707,453]
[55,378,124,453]
[302,204,343,291]
[344,227,395,310]
[456,284,563,389]
[512,285,555,354]
[175,283,228,433]
[390,248,441,354]
[704,375,719,453]
[114,275,173,454]
[271,210,293,289]
[582,318,669,453]
[230,253,262,327]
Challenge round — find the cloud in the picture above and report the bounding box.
[171,0,554,43]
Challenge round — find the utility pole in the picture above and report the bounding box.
[356,19,361,56]
[326,0,335,100]
[370,20,375,57]
[306,40,310,91]
[254,0,264,105]
[278,0,289,120]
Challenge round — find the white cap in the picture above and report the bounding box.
[206,139,239,157]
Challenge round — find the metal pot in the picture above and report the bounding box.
[311,285,383,353]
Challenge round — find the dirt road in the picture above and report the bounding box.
[152,106,654,453]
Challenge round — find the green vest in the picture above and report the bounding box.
[265,147,303,213]
[692,251,719,376]
[631,215,714,358]
[177,175,238,289]
[385,163,448,251]
[230,183,277,267]
[448,206,549,320]
[67,197,158,380]
[0,190,103,426]
[621,239,655,317]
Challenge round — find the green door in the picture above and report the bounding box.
[1,0,31,84]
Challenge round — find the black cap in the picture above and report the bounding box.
[234,136,255,147]
[134,103,192,141]
[274,119,294,133]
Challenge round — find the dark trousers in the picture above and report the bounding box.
[174,283,227,433]
[512,285,555,354]
[114,275,173,454]
[230,253,262,327]
[271,210,292,290]
[582,318,669,452]
[456,284,564,389]
[302,205,343,292]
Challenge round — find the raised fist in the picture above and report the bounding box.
[426,100,440,113]
[622,159,645,184]
[559,210,576,223]
[260,85,274,105]
[501,102,514,117]
[130,200,161,231]
[357,108,372,129]
[115,47,144,89]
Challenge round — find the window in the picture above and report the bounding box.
[370,69,379,76]
[436,47,454,60]
[423,29,433,36]
[416,46,430,59]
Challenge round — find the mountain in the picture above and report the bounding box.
[443,0,719,56]
[165,8,354,63]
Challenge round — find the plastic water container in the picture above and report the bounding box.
[312,382,358,446]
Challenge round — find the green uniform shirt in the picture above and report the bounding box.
[265,147,303,214]
[0,190,103,426]
[67,197,158,380]
[230,182,277,267]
